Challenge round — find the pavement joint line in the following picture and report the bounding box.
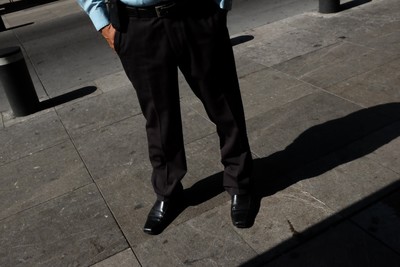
[236,65,270,79]
[370,160,400,178]
[273,63,387,112]
[1,0,400,264]
[252,182,400,266]
[297,79,367,109]
[51,107,144,265]
[0,113,4,128]
[91,182,143,267]
[0,181,93,224]
[9,28,51,99]
[60,110,144,140]
[0,138,70,169]
[348,213,400,258]
[89,248,143,267]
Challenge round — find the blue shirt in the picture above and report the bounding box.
[77,0,232,31]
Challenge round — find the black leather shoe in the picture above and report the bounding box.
[231,194,255,228]
[143,196,185,235]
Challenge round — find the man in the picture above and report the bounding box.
[77,0,254,235]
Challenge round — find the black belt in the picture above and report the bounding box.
[125,1,181,18]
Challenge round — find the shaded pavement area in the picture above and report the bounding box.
[1,0,400,266]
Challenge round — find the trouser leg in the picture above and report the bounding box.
[167,4,253,195]
[115,17,186,200]
[115,1,252,198]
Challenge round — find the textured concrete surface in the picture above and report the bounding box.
[1,0,400,266]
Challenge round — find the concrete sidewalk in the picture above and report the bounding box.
[1,0,400,266]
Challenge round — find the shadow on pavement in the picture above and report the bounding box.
[252,102,400,199]
[183,102,400,251]
[240,180,400,266]
[340,0,372,11]
[185,172,225,206]
[38,86,97,110]
[231,35,254,47]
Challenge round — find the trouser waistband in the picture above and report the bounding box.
[124,1,182,18]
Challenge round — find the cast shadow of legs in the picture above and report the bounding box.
[157,172,225,234]
[38,86,97,110]
[253,102,400,199]
[184,172,225,206]
[183,102,400,226]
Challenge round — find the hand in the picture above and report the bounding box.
[100,24,117,50]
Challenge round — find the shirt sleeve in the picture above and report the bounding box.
[218,0,233,10]
[76,0,110,31]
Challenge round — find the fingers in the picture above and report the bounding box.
[101,24,117,50]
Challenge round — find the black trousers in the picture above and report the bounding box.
[114,0,253,200]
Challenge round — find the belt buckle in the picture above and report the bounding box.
[155,2,176,17]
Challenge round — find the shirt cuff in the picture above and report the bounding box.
[88,8,110,31]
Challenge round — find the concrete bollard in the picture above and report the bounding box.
[0,7,5,32]
[0,14,5,32]
[0,47,40,116]
[0,18,5,31]
[319,0,341,13]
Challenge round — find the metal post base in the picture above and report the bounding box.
[319,0,341,13]
[0,47,40,116]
